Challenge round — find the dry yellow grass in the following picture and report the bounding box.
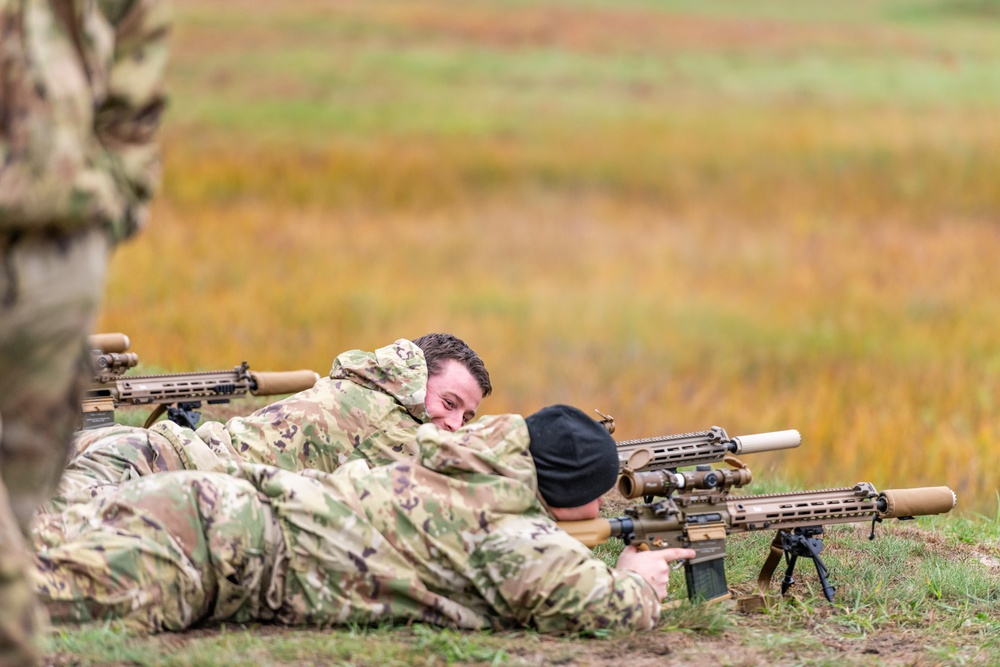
[95,0,1000,514]
[98,187,1000,514]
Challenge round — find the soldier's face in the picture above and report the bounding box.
[425,359,483,432]
[548,496,605,521]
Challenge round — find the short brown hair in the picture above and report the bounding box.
[411,333,492,398]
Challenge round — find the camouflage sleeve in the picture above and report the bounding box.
[1,0,168,234]
[471,516,661,633]
[415,415,538,488]
[95,0,171,242]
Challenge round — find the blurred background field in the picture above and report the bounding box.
[96,0,1000,514]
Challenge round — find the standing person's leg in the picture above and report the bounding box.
[0,229,109,665]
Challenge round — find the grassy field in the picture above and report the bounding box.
[43,505,1000,666]
[64,0,1000,663]
[97,0,1000,512]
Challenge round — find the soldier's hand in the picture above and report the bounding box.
[615,546,698,600]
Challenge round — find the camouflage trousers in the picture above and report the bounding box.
[41,420,238,515]
[33,465,496,633]
[33,471,276,631]
[0,227,109,666]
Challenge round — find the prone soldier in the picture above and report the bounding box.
[32,405,695,633]
[42,333,492,513]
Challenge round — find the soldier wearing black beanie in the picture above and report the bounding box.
[525,404,620,508]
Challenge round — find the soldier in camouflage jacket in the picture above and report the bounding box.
[32,406,693,634]
[43,334,491,513]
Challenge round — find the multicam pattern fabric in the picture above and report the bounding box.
[1,2,170,662]
[39,339,431,514]
[0,0,171,242]
[33,469,272,631]
[33,415,662,634]
[42,420,230,514]
[217,338,431,470]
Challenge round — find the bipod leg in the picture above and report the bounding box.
[779,526,836,602]
[780,552,798,596]
[810,552,835,602]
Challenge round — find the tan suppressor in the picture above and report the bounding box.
[250,370,322,396]
[879,486,957,518]
[88,333,131,354]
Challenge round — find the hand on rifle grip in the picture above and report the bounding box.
[617,545,697,600]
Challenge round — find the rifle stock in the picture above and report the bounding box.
[83,333,321,430]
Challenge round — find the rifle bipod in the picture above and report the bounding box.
[735,526,835,612]
[779,526,835,602]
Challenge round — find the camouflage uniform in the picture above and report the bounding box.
[32,414,661,634]
[0,1,169,663]
[42,339,433,513]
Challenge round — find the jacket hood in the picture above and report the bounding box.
[415,414,538,495]
[329,339,430,423]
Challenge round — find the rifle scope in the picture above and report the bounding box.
[618,465,752,500]
[94,351,138,371]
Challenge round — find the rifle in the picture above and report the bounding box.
[560,454,956,608]
[593,411,803,471]
[83,333,321,430]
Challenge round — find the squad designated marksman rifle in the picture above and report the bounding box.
[593,410,803,472]
[560,451,957,609]
[83,333,321,430]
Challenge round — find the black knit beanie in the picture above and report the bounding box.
[525,404,619,508]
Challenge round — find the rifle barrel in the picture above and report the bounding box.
[113,366,254,404]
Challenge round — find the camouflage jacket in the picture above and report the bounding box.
[41,339,431,513]
[250,412,662,633]
[202,338,432,471]
[0,0,170,242]
[34,414,661,634]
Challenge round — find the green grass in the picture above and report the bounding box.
[166,0,1000,144]
[43,508,1000,665]
[44,622,514,666]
